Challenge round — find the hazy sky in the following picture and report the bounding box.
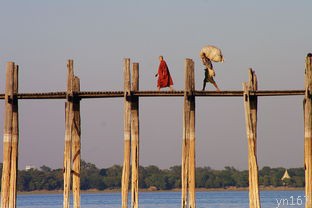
[0,1,311,170]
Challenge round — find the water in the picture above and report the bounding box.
[16,190,306,208]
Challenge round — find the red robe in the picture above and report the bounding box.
[157,60,173,88]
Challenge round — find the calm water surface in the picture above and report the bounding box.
[16,190,306,208]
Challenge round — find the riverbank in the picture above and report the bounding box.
[17,186,304,195]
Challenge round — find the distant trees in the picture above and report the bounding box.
[0,162,305,192]
[17,167,63,191]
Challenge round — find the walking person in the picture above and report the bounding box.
[200,45,223,91]
[202,59,220,91]
[155,56,174,91]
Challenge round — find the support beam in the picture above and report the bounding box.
[304,53,312,208]
[63,60,74,208]
[188,60,196,208]
[1,62,19,208]
[121,58,131,208]
[182,58,194,208]
[9,64,19,208]
[243,69,261,208]
[72,76,81,208]
[131,63,139,208]
[1,63,14,208]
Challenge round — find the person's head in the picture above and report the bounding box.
[308,53,312,61]
[159,55,163,61]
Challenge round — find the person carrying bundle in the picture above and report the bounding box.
[199,45,224,91]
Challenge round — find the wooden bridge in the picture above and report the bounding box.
[0,89,305,99]
[1,55,312,208]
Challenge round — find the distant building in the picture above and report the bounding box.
[25,165,36,171]
[281,169,291,181]
[281,169,291,186]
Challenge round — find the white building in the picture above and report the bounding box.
[25,165,36,171]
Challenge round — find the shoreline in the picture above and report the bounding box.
[17,186,304,195]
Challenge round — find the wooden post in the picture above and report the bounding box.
[72,76,81,208]
[121,58,131,208]
[304,53,312,208]
[1,62,14,208]
[63,60,81,208]
[1,62,18,208]
[188,60,196,208]
[243,69,261,208]
[131,63,139,208]
[182,59,193,208]
[9,64,19,208]
[63,60,74,208]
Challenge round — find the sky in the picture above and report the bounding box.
[0,1,311,170]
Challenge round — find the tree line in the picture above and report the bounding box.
[0,161,305,192]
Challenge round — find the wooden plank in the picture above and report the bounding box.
[72,76,81,208]
[9,64,19,208]
[121,58,131,208]
[181,59,191,208]
[1,62,14,208]
[63,60,74,208]
[131,63,139,208]
[188,59,196,208]
[304,53,312,208]
[243,69,261,208]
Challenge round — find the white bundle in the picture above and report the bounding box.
[200,45,224,63]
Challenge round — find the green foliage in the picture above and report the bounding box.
[258,167,304,187]
[0,161,304,192]
[17,168,62,191]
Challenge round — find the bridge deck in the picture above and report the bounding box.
[0,90,305,100]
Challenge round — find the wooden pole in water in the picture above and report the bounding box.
[121,58,131,208]
[9,64,19,208]
[188,59,196,208]
[304,53,312,208]
[243,69,261,208]
[63,60,74,208]
[182,59,192,208]
[131,63,139,208]
[72,76,81,208]
[1,62,16,208]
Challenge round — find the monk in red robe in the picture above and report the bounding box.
[155,56,174,91]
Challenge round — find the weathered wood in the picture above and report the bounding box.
[9,64,19,208]
[1,62,15,208]
[63,60,74,208]
[0,58,311,208]
[243,69,261,208]
[131,63,139,208]
[304,54,312,208]
[188,60,196,208]
[121,58,131,208]
[72,76,81,208]
[182,59,192,208]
